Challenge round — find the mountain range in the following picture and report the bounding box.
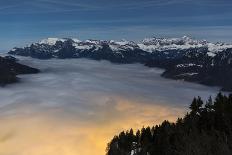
[8,36,232,91]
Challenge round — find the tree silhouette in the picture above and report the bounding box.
[107,93,232,155]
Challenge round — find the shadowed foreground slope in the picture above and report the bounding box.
[107,93,232,155]
[0,56,39,85]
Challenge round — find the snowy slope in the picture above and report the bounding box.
[30,36,232,56]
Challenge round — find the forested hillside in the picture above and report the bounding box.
[107,93,232,155]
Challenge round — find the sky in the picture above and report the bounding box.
[1,0,232,50]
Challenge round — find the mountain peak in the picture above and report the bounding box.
[39,38,66,45]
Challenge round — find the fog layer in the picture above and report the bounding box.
[0,58,219,155]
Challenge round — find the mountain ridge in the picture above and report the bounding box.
[107,93,232,155]
[8,36,232,91]
[11,36,232,56]
[0,56,39,86]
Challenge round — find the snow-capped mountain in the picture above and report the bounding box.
[8,36,232,91]
[12,36,232,54]
[39,38,67,45]
[10,36,232,59]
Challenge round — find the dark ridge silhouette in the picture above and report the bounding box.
[107,93,232,155]
[0,56,39,86]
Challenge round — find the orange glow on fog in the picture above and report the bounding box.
[0,98,185,155]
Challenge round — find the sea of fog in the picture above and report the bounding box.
[0,57,220,155]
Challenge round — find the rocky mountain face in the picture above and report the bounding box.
[8,36,232,91]
[0,56,39,86]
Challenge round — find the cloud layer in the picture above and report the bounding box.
[0,57,220,155]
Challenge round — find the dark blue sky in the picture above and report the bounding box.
[1,0,232,50]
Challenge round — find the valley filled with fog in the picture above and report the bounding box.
[0,57,220,155]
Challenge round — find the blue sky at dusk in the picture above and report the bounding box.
[1,0,232,50]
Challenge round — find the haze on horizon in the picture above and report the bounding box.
[1,0,232,50]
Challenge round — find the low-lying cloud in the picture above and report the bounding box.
[0,57,219,155]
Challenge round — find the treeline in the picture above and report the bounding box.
[106,93,232,155]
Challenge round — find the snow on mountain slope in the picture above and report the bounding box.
[207,43,232,57]
[139,36,207,52]
[34,36,232,56]
[39,38,67,45]
[9,36,232,60]
[8,36,232,91]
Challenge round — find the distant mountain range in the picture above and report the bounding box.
[8,36,232,91]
